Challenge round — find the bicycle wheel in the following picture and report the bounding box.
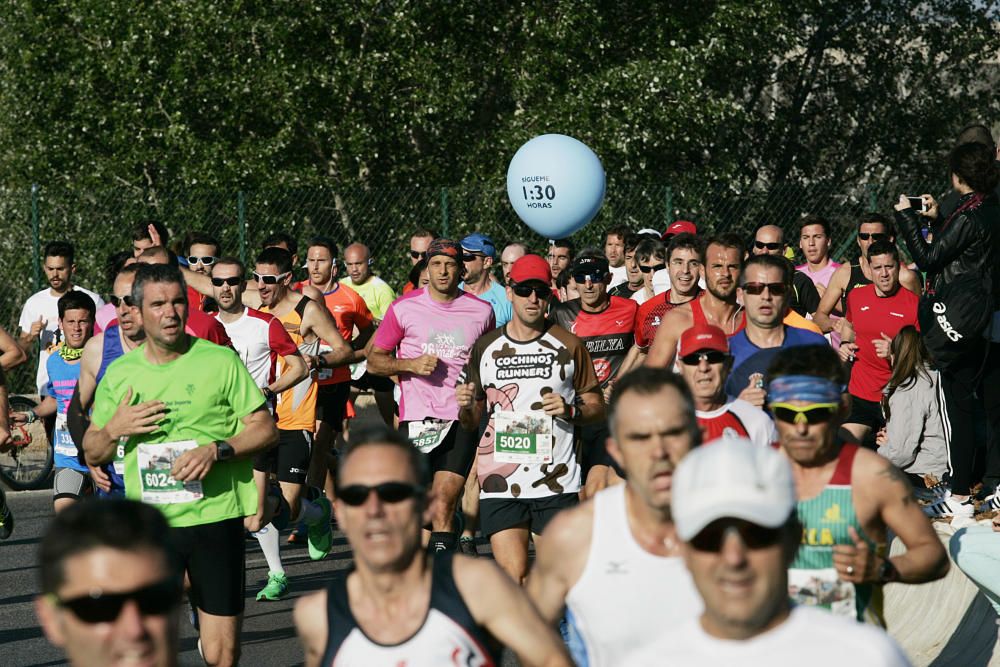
[0,395,53,490]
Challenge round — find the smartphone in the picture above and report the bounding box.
[905,196,927,212]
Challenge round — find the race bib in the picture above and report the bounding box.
[113,438,127,476]
[788,567,857,619]
[53,414,77,458]
[317,343,333,381]
[137,441,204,505]
[493,410,553,464]
[408,419,452,454]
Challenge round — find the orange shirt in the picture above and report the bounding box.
[294,282,373,385]
[263,297,318,430]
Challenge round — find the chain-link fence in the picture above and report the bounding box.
[0,180,943,392]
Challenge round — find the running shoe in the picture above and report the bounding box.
[458,536,478,558]
[0,487,13,540]
[307,497,333,561]
[256,572,289,601]
[922,492,974,518]
[914,480,949,503]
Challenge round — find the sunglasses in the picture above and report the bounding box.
[638,263,666,274]
[753,241,783,251]
[338,481,424,507]
[742,282,787,296]
[462,253,485,262]
[857,233,888,241]
[690,520,783,552]
[211,276,242,287]
[511,283,551,299]
[409,250,423,259]
[769,401,840,425]
[108,294,136,308]
[187,256,216,266]
[252,271,290,285]
[52,577,182,624]
[572,273,605,284]
[679,351,728,366]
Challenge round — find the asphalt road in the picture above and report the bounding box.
[0,488,522,667]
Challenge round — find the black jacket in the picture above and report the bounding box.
[895,191,999,300]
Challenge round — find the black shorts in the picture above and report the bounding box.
[399,419,477,477]
[352,371,395,393]
[845,395,885,431]
[253,429,311,484]
[479,493,579,537]
[171,517,245,616]
[316,382,351,428]
[579,422,624,477]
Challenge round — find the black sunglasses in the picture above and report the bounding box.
[689,519,783,552]
[753,241,783,251]
[858,232,888,241]
[338,481,425,507]
[742,282,787,296]
[511,283,551,299]
[638,263,666,274]
[53,577,182,624]
[187,256,216,266]
[409,250,423,259]
[679,351,728,366]
[211,276,242,287]
[462,253,486,262]
[572,273,605,284]
[108,294,136,308]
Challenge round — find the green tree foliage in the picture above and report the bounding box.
[0,0,996,192]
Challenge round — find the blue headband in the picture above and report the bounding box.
[767,375,844,404]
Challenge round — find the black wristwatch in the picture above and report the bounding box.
[877,558,899,585]
[215,441,236,462]
[263,387,276,402]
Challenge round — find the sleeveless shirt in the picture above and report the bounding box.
[320,552,501,666]
[789,443,881,623]
[263,297,319,430]
[565,484,702,667]
[690,296,746,335]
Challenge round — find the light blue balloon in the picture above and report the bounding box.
[506,134,606,239]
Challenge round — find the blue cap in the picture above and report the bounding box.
[461,232,496,258]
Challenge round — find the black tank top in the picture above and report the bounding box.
[320,552,501,666]
[841,261,872,312]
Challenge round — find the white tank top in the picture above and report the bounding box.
[565,484,703,667]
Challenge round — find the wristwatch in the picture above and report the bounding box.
[262,387,276,402]
[215,441,236,462]
[877,558,899,584]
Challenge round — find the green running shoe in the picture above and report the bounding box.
[256,572,289,601]
[307,497,333,561]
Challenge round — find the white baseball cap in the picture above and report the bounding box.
[672,435,796,541]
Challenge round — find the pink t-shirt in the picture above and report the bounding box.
[373,288,495,421]
[795,261,840,290]
[94,302,117,334]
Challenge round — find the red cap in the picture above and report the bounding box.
[662,220,697,239]
[510,254,552,285]
[679,324,729,357]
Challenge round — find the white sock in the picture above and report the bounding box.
[297,498,325,526]
[251,523,284,575]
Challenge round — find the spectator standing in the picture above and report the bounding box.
[894,141,999,508]
[876,326,949,487]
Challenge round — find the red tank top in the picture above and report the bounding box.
[690,296,746,335]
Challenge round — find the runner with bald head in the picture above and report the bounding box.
[750,224,820,318]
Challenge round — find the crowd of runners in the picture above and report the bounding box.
[0,127,998,666]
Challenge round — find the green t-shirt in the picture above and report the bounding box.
[340,276,396,320]
[91,338,265,528]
